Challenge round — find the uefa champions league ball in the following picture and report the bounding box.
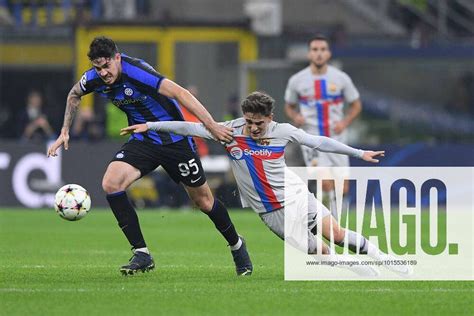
[54,184,91,221]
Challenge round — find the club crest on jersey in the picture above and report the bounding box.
[329,83,338,93]
[124,88,134,96]
[257,138,271,146]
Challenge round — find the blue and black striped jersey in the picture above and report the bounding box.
[79,53,189,145]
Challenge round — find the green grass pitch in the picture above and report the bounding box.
[1,209,472,315]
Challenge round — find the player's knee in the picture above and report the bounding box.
[333,227,346,244]
[322,181,334,192]
[193,194,214,212]
[102,178,121,194]
[197,198,214,212]
[343,182,350,194]
[187,185,214,212]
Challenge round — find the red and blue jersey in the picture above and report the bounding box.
[285,65,359,142]
[226,136,285,212]
[221,119,315,213]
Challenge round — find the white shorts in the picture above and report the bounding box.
[259,192,330,253]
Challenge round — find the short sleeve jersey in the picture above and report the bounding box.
[284,65,359,142]
[80,54,188,145]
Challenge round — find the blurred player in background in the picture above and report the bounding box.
[284,34,362,220]
[47,36,252,276]
[121,91,412,276]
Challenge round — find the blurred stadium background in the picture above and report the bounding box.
[1,0,473,209]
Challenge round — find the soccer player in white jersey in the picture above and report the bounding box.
[284,34,362,219]
[121,92,411,276]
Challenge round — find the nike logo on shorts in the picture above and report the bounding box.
[190,176,202,184]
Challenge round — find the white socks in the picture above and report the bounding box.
[134,247,150,254]
[230,238,242,251]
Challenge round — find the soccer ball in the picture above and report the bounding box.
[54,184,91,221]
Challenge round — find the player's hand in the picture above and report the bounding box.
[47,131,69,157]
[120,124,148,136]
[208,122,233,143]
[361,150,385,163]
[333,121,347,134]
[293,114,305,127]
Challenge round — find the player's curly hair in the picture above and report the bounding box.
[241,91,274,116]
[87,36,119,61]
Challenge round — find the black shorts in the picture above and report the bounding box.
[111,139,206,187]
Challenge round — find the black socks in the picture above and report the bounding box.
[106,191,146,249]
[107,193,239,248]
[203,199,239,246]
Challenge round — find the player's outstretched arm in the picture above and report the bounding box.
[291,128,383,163]
[120,123,148,135]
[120,121,216,140]
[157,79,233,143]
[361,150,385,163]
[47,82,84,157]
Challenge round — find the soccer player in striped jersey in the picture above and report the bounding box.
[47,36,252,276]
[121,92,412,276]
[284,34,362,220]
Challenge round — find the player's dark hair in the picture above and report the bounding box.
[87,36,119,61]
[308,34,330,48]
[241,91,274,117]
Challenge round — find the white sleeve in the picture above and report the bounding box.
[284,76,299,104]
[146,121,215,140]
[290,128,364,158]
[342,72,360,104]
